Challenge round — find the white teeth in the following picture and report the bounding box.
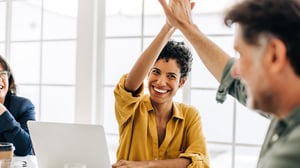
[154,87,167,93]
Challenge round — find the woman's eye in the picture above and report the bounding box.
[168,74,176,80]
[152,69,159,75]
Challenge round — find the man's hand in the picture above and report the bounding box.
[159,0,195,29]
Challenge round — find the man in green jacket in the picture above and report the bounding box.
[159,0,300,167]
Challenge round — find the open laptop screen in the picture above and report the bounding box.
[28,121,111,168]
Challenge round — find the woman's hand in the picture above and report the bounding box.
[159,0,195,29]
[112,160,150,168]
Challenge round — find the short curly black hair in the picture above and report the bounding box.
[157,39,193,78]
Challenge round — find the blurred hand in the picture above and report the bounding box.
[159,0,195,28]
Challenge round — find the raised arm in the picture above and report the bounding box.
[124,23,175,92]
[159,0,231,82]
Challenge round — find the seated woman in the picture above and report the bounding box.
[0,55,35,156]
[113,23,209,168]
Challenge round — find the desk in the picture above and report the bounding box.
[12,155,38,168]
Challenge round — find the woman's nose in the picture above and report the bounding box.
[156,76,167,85]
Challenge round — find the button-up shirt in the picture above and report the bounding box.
[114,74,209,168]
[218,58,300,168]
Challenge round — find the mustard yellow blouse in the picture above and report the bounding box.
[114,74,209,168]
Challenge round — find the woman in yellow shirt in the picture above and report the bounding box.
[113,23,209,168]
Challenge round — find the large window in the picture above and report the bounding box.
[2,0,77,122]
[1,0,270,167]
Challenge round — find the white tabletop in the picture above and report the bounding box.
[12,155,38,168]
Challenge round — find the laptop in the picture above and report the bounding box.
[28,121,111,168]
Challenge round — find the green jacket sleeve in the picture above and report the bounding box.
[216,57,271,118]
[216,57,247,105]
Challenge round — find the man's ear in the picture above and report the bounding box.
[179,77,187,88]
[267,38,287,73]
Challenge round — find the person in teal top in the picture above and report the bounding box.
[159,0,300,167]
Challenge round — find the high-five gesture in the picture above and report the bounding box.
[159,0,230,81]
[159,0,195,29]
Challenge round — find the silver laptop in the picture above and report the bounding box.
[28,121,111,168]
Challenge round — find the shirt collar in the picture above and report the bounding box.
[281,106,300,130]
[171,102,184,120]
[144,96,184,120]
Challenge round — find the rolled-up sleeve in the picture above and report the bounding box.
[216,58,271,118]
[114,74,144,127]
[216,57,247,105]
[180,153,209,168]
[177,106,209,168]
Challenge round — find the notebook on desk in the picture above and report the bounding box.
[28,121,111,168]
